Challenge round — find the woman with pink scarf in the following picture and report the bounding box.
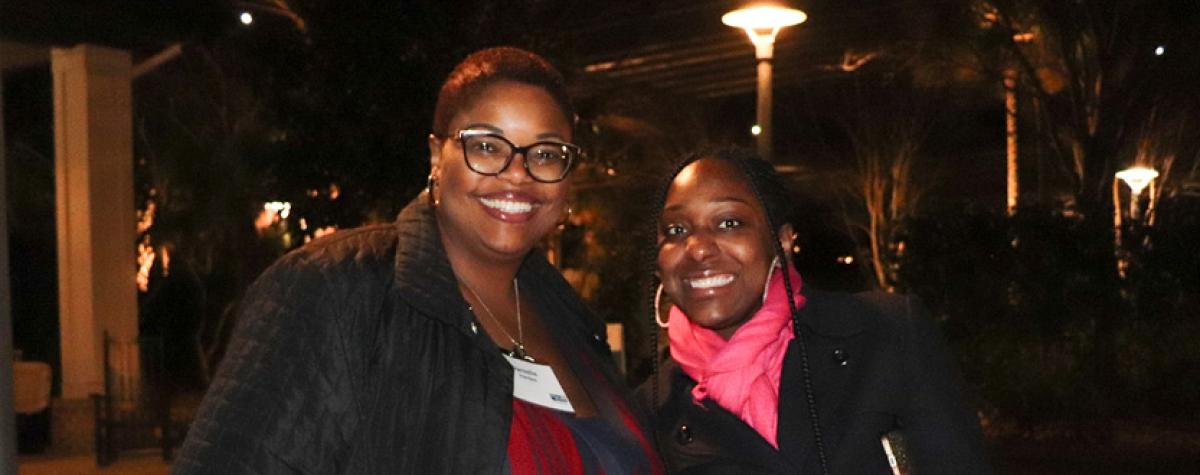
[641,147,989,474]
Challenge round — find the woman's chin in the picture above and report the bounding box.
[476,234,542,259]
[680,306,753,335]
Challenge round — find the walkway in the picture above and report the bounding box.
[18,450,169,475]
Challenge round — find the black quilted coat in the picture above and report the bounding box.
[172,197,629,474]
[642,290,991,474]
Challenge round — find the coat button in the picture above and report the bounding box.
[832,348,849,366]
[675,424,693,445]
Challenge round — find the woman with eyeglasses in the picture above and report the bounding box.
[175,47,661,474]
[641,147,989,474]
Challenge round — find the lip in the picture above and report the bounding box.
[475,191,542,223]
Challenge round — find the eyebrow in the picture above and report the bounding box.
[461,123,503,134]
[662,196,755,213]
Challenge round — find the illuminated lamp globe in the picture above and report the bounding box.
[721,5,807,30]
[1115,166,1159,196]
[722,4,807,59]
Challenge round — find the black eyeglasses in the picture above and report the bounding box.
[451,129,580,183]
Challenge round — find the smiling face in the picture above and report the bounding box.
[657,158,792,338]
[429,80,572,263]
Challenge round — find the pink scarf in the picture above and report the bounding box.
[667,263,805,448]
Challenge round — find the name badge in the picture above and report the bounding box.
[504,354,575,413]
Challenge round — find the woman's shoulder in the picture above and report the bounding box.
[239,223,401,324]
[805,287,912,311]
[803,288,928,334]
[263,195,437,281]
[273,223,399,274]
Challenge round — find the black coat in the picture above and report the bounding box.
[642,290,990,474]
[173,197,631,474]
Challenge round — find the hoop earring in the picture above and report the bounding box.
[426,174,439,207]
[762,256,781,304]
[654,283,669,328]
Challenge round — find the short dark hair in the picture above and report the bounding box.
[431,47,574,136]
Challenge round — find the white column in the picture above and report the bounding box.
[756,58,774,161]
[51,44,138,399]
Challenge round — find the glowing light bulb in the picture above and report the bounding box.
[1116,167,1158,196]
[751,124,762,136]
[721,6,807,30]
[240,12,254,25]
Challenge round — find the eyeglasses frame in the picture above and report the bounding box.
[448,129,580,184]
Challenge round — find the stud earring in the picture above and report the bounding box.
[654,283,669,328]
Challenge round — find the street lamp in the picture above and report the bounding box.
[1116,166,1159,220]
[1113,166,1159,280]
[722,3,807,161]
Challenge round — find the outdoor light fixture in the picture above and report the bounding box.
[750,124,762,136]
[1116,166,1159,220]
[722,3,807,161]
[1154,45,1165,56]
[721,5,808,59]
[240,11,254,25]
[1116,167,1159,197]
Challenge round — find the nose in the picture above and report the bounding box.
[685,232,719,262]
[497,151,534,183]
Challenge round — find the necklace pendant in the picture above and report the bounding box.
[509,344,535,363]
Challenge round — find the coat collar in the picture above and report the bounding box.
[657,359,792,471]
[390,194,468,328]
[795,288,871,338]
[655,289,874,473]
[389,195,605,342]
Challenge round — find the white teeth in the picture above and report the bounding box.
[480,197,533,214]
[687,274,734,289]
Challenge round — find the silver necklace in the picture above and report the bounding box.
[460,278,533,362]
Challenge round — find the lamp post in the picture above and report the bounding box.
[1004,32,1035,215]
[1004,67,1019,215]
[1113,166,1159,280]
[1116,166,1159,221]
[722,4,807,161]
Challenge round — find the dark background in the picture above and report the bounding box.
[5,0,1199,471]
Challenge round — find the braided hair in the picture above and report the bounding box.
[644,146,829,474]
